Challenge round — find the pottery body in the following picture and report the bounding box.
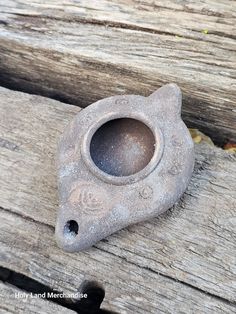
[56,84,194,252]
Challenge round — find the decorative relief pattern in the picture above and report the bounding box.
[171,135,183,148]
[168,160,183,175]
[139,185,153,199]
[115,98,129,105]
[85,113,93,123]
[78,189,102,212]
[69,184,107,214]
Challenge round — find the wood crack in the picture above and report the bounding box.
[5,11,180,38]
[0,40,236,313]
[3,9,235,43]
[0,206,54,232]
[0,265,112,313]
[133,1,234,18]
[95,246,236,307]
[1,203,235,309]
[0,266,78,312]
[1,4,236,145]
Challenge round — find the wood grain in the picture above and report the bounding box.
[0,87,236,313]
[0,0,235,144]
[0,281,75,314]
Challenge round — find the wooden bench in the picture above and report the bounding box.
[0,1,235,313]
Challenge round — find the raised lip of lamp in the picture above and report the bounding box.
[81,112,164,186]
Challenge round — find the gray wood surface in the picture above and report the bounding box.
[0,0,236,144]
[0,87,236,313]
[0,281,75,313]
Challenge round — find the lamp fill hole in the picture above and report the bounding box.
[90,118,156,177]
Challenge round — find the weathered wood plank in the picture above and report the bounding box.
[2,209,236,314]
[0,87,236,314]
[0,0,235,144]
[0,281,75,314]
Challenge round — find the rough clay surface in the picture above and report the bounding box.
[56,84,194,252]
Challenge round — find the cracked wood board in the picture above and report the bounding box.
[0,0,236,144]
[0,281,75,314]
[0,87,236,313]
